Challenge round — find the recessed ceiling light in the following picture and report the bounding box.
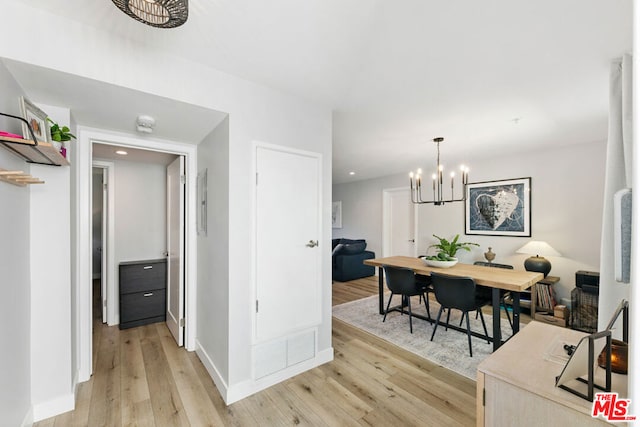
[116,150,128,155]
[349,171,356,175]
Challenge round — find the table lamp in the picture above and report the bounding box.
[516,241,561,277]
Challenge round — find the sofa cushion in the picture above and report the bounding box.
[339,238,365,245]
[341,241,367,254]
[332,243,345,256]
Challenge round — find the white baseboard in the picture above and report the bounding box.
[195,339,230,401]
[32,393,75,422]
[195,341,334,406]
[20,407,33,427]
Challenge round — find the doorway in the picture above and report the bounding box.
[91,144,184,337]
[77,130,199,384]
[91,161,114,324]
[382,187,418,257]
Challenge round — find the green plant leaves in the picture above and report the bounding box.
[428,234,479,257]
[47,117,76,142]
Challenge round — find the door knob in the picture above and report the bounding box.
[408,239,415,242]
[306,240,319,248]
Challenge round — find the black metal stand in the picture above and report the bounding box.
[556,330,612,401]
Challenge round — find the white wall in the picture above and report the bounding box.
[29,104,73,421]
[196,117,230,386]
[108,158,168,263]
[0,1,333,408]
[333,140,606,303]
[0,61,32,427]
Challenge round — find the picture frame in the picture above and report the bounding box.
[332,201,342,229]
[465,177,531,236]
[19,96,50,143]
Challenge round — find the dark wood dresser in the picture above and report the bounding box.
[119,258,167,329]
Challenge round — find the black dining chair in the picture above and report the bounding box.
[473,261,515,332]
[382,265,430,333]
[430,272,490,357]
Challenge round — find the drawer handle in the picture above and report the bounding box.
[143,293,154,297]
[143,266,153,270]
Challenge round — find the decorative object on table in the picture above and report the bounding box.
[422,234,479,268]
[332,201,342,228]
[19,96,50,143]
[516,240,561,277]
[421,256,458,268]
[598,339,628,374]
[111,0,188,28]
[408,137,469,206]
[465,177,531,236]
[597,299,629,375]
[484,247,496,263]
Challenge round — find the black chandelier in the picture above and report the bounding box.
[409,137,469,205]
[112,0,188,28]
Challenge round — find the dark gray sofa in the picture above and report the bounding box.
[332,238,375,282]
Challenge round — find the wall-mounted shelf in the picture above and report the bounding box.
[0,135,69,166]
[0,168,45,186]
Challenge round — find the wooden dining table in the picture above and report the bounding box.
[363,256,544,350]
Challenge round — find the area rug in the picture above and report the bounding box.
[332,294,518,380]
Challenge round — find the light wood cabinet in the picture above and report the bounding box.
[477,321,628,426]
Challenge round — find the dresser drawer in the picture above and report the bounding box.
[119,259,166,294]
[120,289,166,325]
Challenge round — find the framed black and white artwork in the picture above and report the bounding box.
[332,201,342,229]
[465,177,531,236]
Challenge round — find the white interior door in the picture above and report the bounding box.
[166,156,185,346]
[383,188,417,257]
[100,168,108,324]
[255,145,322,342]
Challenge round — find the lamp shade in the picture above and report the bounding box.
[516,241,561,257]
[516,241,561,277]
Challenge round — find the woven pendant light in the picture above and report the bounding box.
[112,0,188,28]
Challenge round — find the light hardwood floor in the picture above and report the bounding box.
[35,276,504,426]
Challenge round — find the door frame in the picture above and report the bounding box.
[92,160,116,325]
[75,127,197,383]
[382,187,419,257]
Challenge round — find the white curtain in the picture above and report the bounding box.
[598,54,633,333]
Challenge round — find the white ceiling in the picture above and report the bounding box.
[6,0,633,182]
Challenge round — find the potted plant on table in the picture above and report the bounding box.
[422,234,479,267]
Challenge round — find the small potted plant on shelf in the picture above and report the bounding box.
[47,118,76,158]
[422,234,479,268]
